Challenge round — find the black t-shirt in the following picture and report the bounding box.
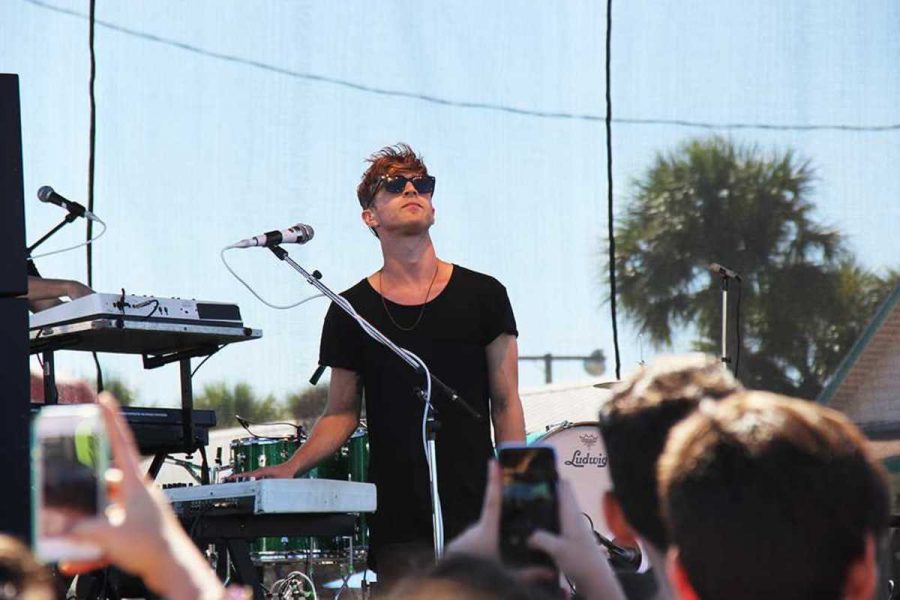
[27,260,40,277]
[319,264,517,561]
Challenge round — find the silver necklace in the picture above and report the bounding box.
[379,263,440,332]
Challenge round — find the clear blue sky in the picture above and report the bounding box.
[3,0,898,406]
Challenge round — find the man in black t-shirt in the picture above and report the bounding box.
[235,143,526,581]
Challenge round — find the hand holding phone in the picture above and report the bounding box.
[498,444,560,576]
[32,404,109,563]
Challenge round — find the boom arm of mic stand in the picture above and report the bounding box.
[27,212,81,256]
[267,245,483,420]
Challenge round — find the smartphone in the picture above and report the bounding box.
[498,444,560,574]
[32,404,109,563]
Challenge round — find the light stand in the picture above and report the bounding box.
[266,244,482,559]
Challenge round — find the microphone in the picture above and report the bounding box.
[708,262,741,281]
[37,186,97,220]
[232,223,314,249]
[594,531,642,570]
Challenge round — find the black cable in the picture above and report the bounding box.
[190,345,222,378]
[23,0,900,133]
[87,0,103,393]
[135,298,160,320]
[734,278,742,378]
[605,0,621,380]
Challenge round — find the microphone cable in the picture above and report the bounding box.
[28,216,107,260]
[219,245,324,310]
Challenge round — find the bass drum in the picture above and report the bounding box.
[526,421,613,539]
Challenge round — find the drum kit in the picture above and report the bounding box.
[228,426,371,566]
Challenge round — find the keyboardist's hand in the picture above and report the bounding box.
[223,463,294,482]
[64,280,94,300]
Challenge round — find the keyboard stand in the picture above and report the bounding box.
[29,317,261,483]
[185,513,358,600]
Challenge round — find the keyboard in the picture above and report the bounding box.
[30,292,243,330]
[164,479,377,517]
[122,406,216,455]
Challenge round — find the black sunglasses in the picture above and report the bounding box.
[374,174,436,196]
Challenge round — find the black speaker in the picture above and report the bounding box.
[0,73,26,297]
[0,73,31,541]
[0,299,30,541]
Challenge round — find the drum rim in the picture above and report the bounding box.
[528,420,600,440]
[230,436,298,447]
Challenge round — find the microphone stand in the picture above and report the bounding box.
[711,265,740,368]
[26,211,80,257]
[266,244,482,559]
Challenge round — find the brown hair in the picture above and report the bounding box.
[0,535,55,600]
[356,143,429,209]
[386,554,550,600]
[598,354,741,549]
[658,391,890,600]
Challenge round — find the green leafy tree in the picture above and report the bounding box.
[286,385,329,423]
[194,382,285,428]
[103,376,138,407]
[614,136,898,398]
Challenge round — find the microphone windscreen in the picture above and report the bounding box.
[37,186,55,202]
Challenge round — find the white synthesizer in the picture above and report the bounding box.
[30,292,244,330]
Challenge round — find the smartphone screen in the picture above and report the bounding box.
[498,444,560,573]
[32,404,109,563]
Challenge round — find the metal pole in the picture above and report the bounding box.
[720,277,730,364]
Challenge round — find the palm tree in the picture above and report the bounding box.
[613,136,896,398]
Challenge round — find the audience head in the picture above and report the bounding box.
[386,553,551,600]
[659,391,889,600]
[598,353,741,550]
[0,535,55,600]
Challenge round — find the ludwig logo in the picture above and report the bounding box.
[564,449,608,468]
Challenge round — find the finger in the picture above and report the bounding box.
[480,460,502,528]
[68,517,116,548]
[59,558,110,576]
[98,393,143,480]
[516,566,557,584]
[528,529,563,556]
[557,480,587,532]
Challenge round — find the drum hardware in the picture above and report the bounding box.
[270,571,317,599]
[228,428,371,564]
[164,453,208,484]
[235,414,306,442]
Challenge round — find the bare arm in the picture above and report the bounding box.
[283,367,362,475]
[486,333,526,444]
[229,367,362,480]
[25,276,93,312]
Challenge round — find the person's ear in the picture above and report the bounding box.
[361,208,378,229]
[667,547,701,600]
[602,491,638,546]
[843,534,877,600]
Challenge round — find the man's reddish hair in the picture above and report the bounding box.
[356,143,429,208]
